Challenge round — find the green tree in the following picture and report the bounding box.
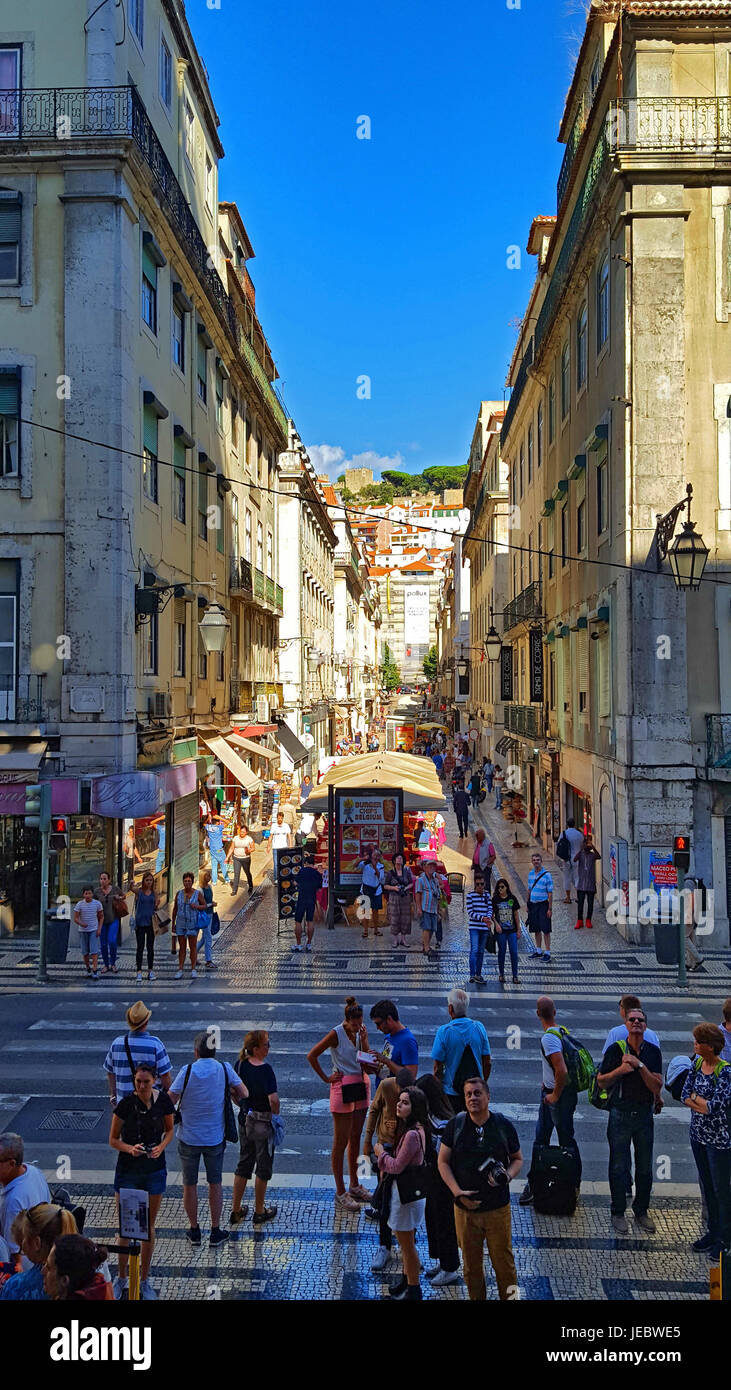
[422,465,468,493]
[380,643,401,692]
[422,644,438,682]
[381,470,415,492]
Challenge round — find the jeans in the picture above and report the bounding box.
[494,788,502,809]
[198,920,213,963]
[577,889,595,921]
[100,918,120,969]
[470,791,481,807]
[209,847,230,885]
[425,1171,460,1273]
[485,775,493,793]
[690,1139,731,1248]
[607,1107,654,1216]
[469,928,490,978]
[496,929,518,977]
[231,856,253,893]
[532,1085,582,1183]
[135,922,154,972]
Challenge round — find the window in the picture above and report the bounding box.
[256,427,263,484]
[198,470,208,541]
[548,375,555,443]
[217,649,224,683]
[0,560,18,718]
[0,192,20,284]
[536,400,543,469]
[537,521,543,586]
[141,242,157,333]
[171,306,185,374]
[256,521,263,571]
[205,155,214,213]
[0,368,19,476]
[578,630,588,714]
[174,618,186,677]
[159,37,172,108]
[0,49,21,138]
[215,365,224,430]
[266,529,273,578]
[597,254,610,351]
[576,304,588,392]
[142,405,158,503]
[561,503,568,566]
[142,608,158,675]
[231,494,239,558]
[231,394,239,448]
[527,424,533,483]
[519,443,524,499]
[216,485,225,554]
[598,630,610,717]
[197,335,207,403]
[198,643,207,680]
[528,532,533,583]
[173,438,186,523]
[577,498,585,552]
[560,343,570,419]
[596,456,608,534]
[183,98,195,165]
[130,0,144,46]
[245,510,252,561]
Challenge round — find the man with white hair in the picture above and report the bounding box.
[431,989,491,1114]
[0,1132,51,1262]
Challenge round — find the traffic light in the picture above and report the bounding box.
[673,834,691,872]
[24,782,51,832]
[49,817,69,853]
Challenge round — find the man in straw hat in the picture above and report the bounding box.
[103,1000,173,1106]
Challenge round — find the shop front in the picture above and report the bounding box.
[564,781,593,836]
[539,749,561,852]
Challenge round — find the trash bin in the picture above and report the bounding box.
[45,911,70,965]
[653,922,680,965]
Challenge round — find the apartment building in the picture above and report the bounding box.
[0,0,289,928]
[499,0,731,941]
[462,405,509,763]
[330,509,382,740]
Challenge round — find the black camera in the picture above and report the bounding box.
[478,1155,508,1185]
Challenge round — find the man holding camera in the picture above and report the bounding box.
[437,1076,522,1300]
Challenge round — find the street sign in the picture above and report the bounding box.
[302,733,315,749]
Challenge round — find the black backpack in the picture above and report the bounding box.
[555,832,570,862]
[453,1043,481,1097]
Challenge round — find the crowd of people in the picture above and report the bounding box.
[1,988,729,1301]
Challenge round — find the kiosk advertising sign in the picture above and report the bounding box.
[335,787,403,888]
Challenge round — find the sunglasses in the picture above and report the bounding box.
[627,1017,646,1024]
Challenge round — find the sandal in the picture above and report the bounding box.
[374,929,383,937]
[362,931,369,939]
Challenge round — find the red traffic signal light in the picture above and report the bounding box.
[49,817,68,853]
[673,835,691,871]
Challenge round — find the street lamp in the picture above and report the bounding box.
[654,484,709,591]
[484,624,502,663]
[198,602,230,653]
[457,658,468,678]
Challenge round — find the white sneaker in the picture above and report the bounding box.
[174,969,183,979]
[191,968,198,979]
[290,943,303,952]
[305,943,313,953]
[371,1246,393,1271]
[148,971,155,981]
[112,1276,128,1300]
[430,1269,462,1287]
[136,973,143,983]
[140,1279,157,1300]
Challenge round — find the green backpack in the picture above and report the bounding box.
[589,1040,626,1111]
[545,1025,597,1094]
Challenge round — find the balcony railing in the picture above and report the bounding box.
[707,715,731,769]
[505,703,543,739]
[230,556,253,596]
[0,85,288,438]
[0,674,47,723]
[503,580,543,633]
[613,96,731,157]
[253,567,266,603]
[501,337,534,448]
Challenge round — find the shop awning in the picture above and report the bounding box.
[333,706,349,719]
[305,751,446,813]
[236,724,278,737]
[0,738,47,772]
[228,733,278,762]
[274,722,309,768]
[199,734,261,794]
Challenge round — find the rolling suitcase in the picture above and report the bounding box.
[530,1143,580,1216]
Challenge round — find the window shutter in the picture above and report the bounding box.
[598,631,610,716]
[173,437,186,475]
[0,193,21,241]
[142,241,157,284]
[0,368,19,415]
[578,630,588,697]
[197,336,206,378]
[143,406,158,453]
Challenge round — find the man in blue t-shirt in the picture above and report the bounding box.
[431,987,491,1112]
[206,815,230,885]
[369,1000,419,1082]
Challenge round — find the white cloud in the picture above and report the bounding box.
[305,444,405,481]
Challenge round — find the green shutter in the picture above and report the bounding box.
[197,337,206,378]
[0,369,19,416]
[174,438,186,475]
[143,405,158,453]
[198,470,208,510]
[142,242,157,285]
[0,195,21,242]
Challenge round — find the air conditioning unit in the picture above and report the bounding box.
[256,694,268,723]
[149,692,173,718]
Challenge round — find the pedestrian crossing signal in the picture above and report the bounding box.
[672,835,690,871]
[49,817,69,853]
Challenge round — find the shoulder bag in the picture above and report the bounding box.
[123,1033,138,1090]
[112,892,130,918]
[173,1063,192,1126]
[395,1130,432,1203]
[220,1061,240,1143]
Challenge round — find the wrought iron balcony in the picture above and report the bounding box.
[503,580,543,634]
[229,556,253,596]
[504,703,543,739]
[0,84,288,438]
[0,673,47,723]
[707,715,731,769]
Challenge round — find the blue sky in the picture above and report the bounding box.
[190,0,590,477]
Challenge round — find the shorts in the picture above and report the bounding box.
[420,911,438,937]
[175,923,198,937]
[362,885,383,912]
[235,1113,274,1182]
[114,1163,167,1195]
[79,929,98,952]
[177,1138,226,1186]
[294,897,317,925]
[329,1073,372,1115]
[527,901,551,935]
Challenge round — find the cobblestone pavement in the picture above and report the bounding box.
[0,797,725,1300]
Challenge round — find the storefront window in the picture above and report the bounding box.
[64,816,118,903]
[0,815,40,935]
[122,810,170,898]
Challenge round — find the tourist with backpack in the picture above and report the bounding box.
[681,1022,731,1258]
[596,1007,662,1235]
[519,996,584,1209]
[168,1031,248,1248]
[558,819,584,902]
[431,988,491,1113]
[437,1076,522,1300]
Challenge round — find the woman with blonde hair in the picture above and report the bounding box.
[307,996,376,1211]
[230,1029,280,1227]
[0,1203,77,1300]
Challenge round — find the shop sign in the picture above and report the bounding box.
[529,627,544,704]
[500,647,513,702]
[335,787,403,889]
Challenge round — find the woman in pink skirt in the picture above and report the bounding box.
[307,996,375,1212]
